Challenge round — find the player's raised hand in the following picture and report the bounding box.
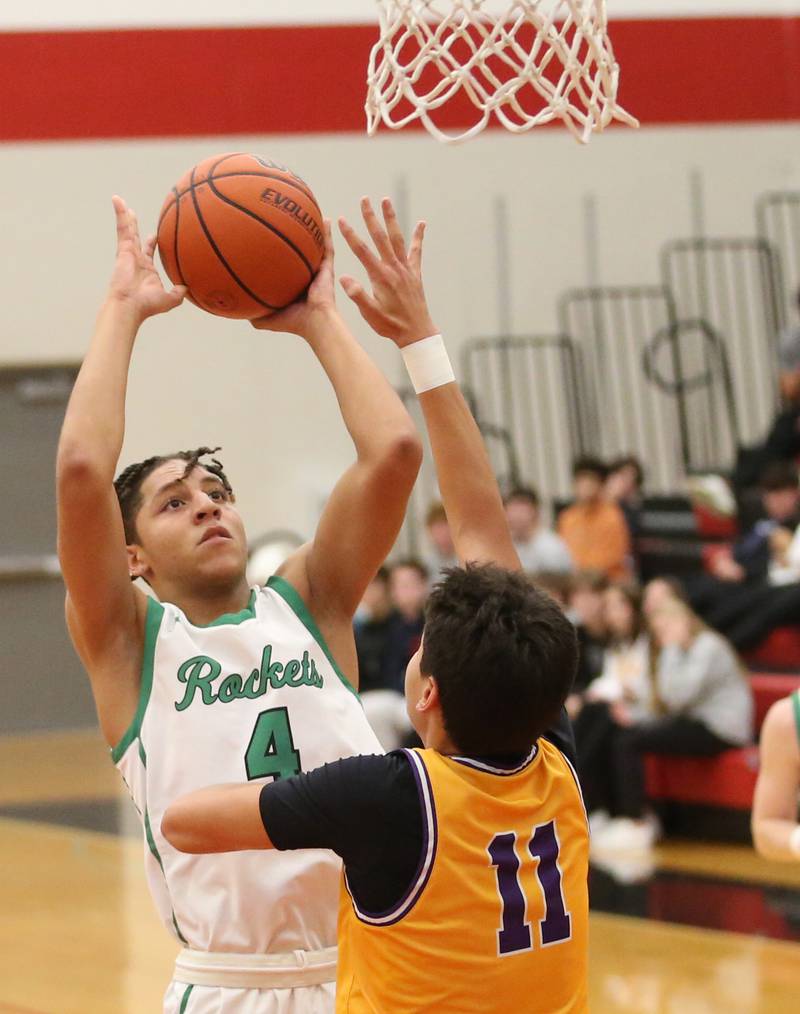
[251,219,337,337]
[339,197,438,348]
[108,196,186,323]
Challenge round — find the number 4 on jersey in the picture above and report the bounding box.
[488,821,572,955]
[245,707,302,781]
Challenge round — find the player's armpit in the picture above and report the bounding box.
[162,783,274,854]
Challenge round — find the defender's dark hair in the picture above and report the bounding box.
[421,564,577,754]
[114,446,232,544]
[572,456,609,481]
[504,486,540,509]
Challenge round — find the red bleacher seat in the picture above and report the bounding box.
[743,626,800,670]
[643,672,800,815]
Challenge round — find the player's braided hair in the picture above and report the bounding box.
[114,446,233,544]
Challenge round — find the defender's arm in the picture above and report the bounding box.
[340,199,520,572]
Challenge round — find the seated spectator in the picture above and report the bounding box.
[355,560,428,751]
[384,559,428,693]
[422,501,458,584]
[558,457,631,580]
[531,570,572,608]
[592,600,753,852]
[686,462,800,649]
[606,454,645,543]
[354,567,393,692]
[566,570,609,705]
[752,691,800,861]
[503,486,573,573]
[573,582,656,830]
[642,575,688,618]
[733,285,800,488]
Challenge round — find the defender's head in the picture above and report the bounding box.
[405,564,577,755]
[114,447,248,594]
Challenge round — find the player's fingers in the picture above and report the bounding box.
[338,217,381,276]
[143,233,158,261]
[112,195,130,246]
[408,221,426,274]
[339,275,382,318]
[320,218,335,266]
[382,198,408,263]
[129,208,142,249]
[361,197,395,263]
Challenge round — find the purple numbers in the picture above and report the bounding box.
[488,820,571,956]
[530,821,572,946]
[488,832,533,955]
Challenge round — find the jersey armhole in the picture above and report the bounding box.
[110,597,165,764]
[346,749,438,927]
[266,574,360,701]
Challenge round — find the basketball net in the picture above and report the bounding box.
[367,1,638,143]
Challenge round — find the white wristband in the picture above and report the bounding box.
[790,825,800,858]
[401,334,455,394]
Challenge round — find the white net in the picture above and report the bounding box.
[366,0,638,144]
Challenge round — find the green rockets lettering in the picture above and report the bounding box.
[174,645,324,712]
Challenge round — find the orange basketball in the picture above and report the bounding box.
[156,153,325,320]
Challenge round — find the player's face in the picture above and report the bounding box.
[130,460,248,588]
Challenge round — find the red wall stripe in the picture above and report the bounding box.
[1,18,798,143]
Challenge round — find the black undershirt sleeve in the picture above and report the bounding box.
[259,751,423,916]
[542,706,578,768]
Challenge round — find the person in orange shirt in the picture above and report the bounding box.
[558,457,631,580]
[162,198,589,1014]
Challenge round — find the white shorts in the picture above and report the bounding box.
[164,946,337,1013]
[163,980,335,1014]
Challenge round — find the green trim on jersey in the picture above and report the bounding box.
[110,598,165,764]
[267,575,360,701]
[179,984,194,1012]
[200,589,257,627]
[793,691,800,746]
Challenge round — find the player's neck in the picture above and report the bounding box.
[153,575,252,626]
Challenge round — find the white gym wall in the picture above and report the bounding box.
[1,1,798,539]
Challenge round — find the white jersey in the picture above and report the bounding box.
[113,575,382,959]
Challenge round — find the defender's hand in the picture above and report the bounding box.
[251,220,338,337]
[107,196,186,323]
[339,197,437,348]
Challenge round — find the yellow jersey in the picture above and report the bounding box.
[336,739,589,1013]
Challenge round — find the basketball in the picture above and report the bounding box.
[156,152,325,320]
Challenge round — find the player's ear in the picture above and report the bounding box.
[127,544,147,581]
[416,676,439,713]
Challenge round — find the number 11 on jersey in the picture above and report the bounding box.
[488,820,572,956]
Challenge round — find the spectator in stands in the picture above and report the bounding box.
[558,457,631,580]
[752,691,800,861]
[606,454,645,543]
[384,559,428,693]
[354,567,411,750]
[422,501,458,583]
[566,570,609,708]
[734,286,800,488]
[503,486,573,573]
[687,462,800,649]
[531,570,572,609]
[642,576,688,618]
[593,600,753,852]
[573,581,656,829]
